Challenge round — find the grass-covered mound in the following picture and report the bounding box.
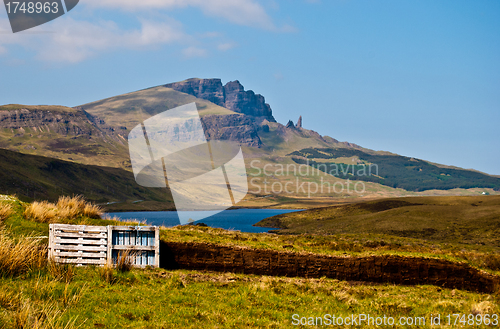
[256,195,500,246]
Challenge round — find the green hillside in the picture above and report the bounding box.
[0,148,171,208]
[256,195,500,248]
[289,147,500,191]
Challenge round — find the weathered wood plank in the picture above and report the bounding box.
[55,258,107,265]
[54,251,107,258]
[112,245,155,251]
[107,225,113,267]
[53,245,107,252]
[49,225,55,259]
[52,224,107,232]
[54,238,107,245]
[109,226,156,231]
[155,226,160,267]
[55,232,107,239]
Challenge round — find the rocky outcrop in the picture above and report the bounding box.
[0,107,121,139]
[165,78,275,121]
[165,78,225,107]
[296,116,302,128]
[161,241,500,293]
[223,81,273,119]
[285,120,295,129]
[201,114,262,147]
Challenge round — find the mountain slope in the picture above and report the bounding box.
[76,78,499,197]
[289,147,500,191]
[0,147,171,208]
[0,104,130,169]
[79,85,237,131]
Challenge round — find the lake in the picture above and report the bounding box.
[104,209,301,233]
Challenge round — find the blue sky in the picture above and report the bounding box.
[0,0,499,175]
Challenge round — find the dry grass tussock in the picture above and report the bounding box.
[471,301,495,315]
[47,260,76,284]
[0,281,84,328]
[24,195,102,223]
[0,203,13,222]
[0,227,47,277]
[98,265,116,284]
[116,249,135,272]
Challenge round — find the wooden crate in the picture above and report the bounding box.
[108,226,160,268]
[49,224,159,267]
[49,224,108,266]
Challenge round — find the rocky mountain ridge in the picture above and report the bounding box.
[0,105,129,169]
[165,78,275,121]
[0,105,123,140]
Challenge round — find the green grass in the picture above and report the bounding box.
[1,266,499,328]
[255,195,500,246]
[0,104,78,112]
[1,195,500,328]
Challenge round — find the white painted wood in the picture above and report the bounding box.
[54,251,108,258]
[55,257,107,265]
[54,238,107,245]
[55,232,107,239]
[49,224,160,268]
[51,224,107,232]
[53,245,107,252]
[113,245,156,251]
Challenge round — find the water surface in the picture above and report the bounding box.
[105,209,300,233]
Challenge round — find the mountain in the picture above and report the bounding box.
[0,104,130,169]
[78,85,236,131]
[165,78,275,121]
[0,147,171,208]
[79,79,357,153]
[0,78,498,208]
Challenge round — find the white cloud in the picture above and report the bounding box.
[0,0,294,63]
[182,46,208,58]
[217,42,237,51]
[86,0,278,30]
[0,17,187,63]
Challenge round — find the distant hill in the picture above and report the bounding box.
[0,78,497,208]
[289,147,500,191]
[0,147,172,208]
[0,104,130,169]
[255,195,500,249]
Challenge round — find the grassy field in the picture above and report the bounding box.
[256,195,500,246]
[1,195,500,328]
[2,266,498,328]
